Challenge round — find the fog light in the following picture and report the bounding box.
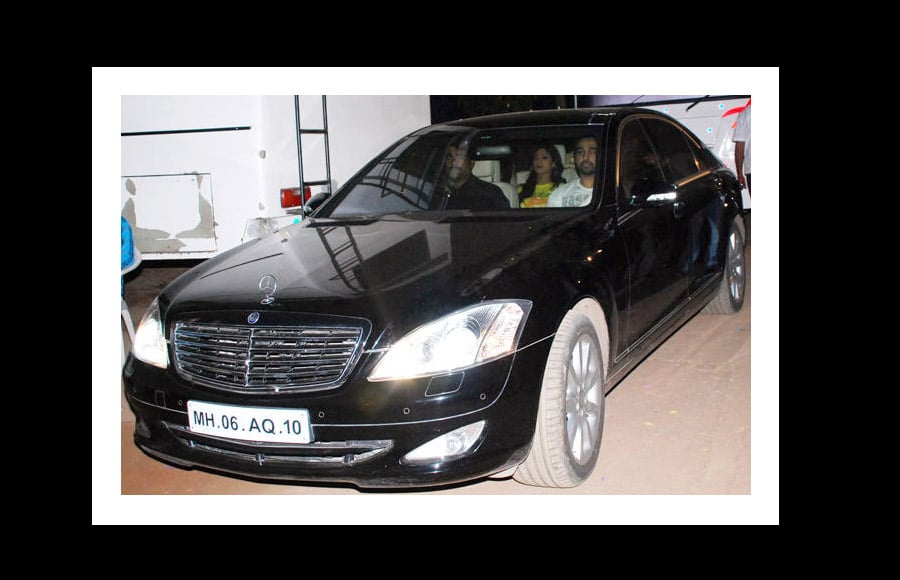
[401,421,485,464]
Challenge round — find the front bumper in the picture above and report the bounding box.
[122,337,551,489]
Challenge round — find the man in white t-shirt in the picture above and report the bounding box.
[732,104,751,194]
[546,135,598,207]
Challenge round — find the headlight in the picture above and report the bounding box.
[133,297,169,369]
[368,300,531,381]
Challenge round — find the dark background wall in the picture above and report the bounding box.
[430,96,575,123]
[429,95,733,123]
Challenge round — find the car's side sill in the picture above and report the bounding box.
[608,273,721,383]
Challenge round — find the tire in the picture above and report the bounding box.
[702,216,746,315]
[514,311,605,487]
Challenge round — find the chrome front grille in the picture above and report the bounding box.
[174,322,363,392]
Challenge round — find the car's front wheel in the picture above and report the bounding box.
[703,216,746,315]
[514,311,605,487]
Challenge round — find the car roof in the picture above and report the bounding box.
[439,107,656,129]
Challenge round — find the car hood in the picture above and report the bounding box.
[162,212,584,334]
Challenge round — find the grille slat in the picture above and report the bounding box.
[248,350,350,359]
[178,345,247,361]
[179,359,245,376]
[174,322,363,392]
[248,345,356,354]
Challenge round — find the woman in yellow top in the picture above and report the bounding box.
[518,142,566,208]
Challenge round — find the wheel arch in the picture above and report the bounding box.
[567,297,611,383]
[721,175,746,236]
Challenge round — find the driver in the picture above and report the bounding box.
[440,140,509,210]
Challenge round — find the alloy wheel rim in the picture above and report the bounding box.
[565,333,603,465]
[728,231,745,304]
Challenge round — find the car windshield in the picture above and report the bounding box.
[317,125,604,218]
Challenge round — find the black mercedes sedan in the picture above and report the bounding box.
[123,107,746,489]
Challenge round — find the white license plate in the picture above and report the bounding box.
[187,400,312,444]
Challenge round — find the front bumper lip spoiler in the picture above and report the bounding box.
[131,414,529,489]
[166,422,394,466]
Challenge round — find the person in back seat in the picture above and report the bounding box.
[518,142,566,208]
[439,139,510,210]
[546,135,598,208]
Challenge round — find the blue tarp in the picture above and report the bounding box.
[121,217,135,295]
[122,216,135,270]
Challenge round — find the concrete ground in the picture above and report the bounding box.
[112,238,772,523]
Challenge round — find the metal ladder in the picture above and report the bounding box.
[296,96,365,293]
[294,95,333,201]
[316,225,365,293]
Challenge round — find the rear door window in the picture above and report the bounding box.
[641,119,699,184]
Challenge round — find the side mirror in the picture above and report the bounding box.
[303,192,330,216]
[629,179,678,207]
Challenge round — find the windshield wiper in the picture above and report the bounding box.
[686,96,710,112]
[435,212,546,224]
[307,216,381,227]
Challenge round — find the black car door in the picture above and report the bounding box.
[641,118,725,296]
[616,117,691,349]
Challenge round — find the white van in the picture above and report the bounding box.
[121,95,431,260]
